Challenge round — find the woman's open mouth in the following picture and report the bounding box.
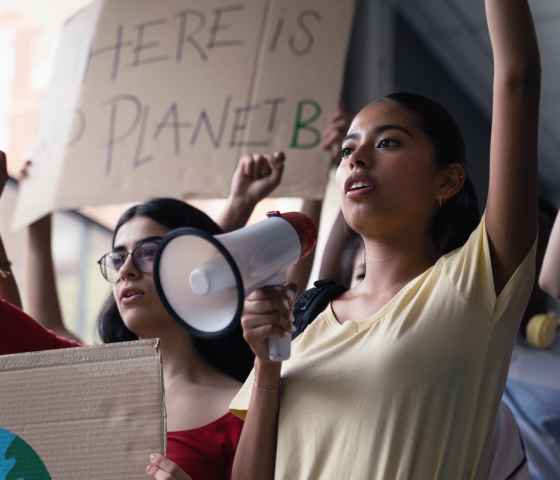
[344,176,375,199]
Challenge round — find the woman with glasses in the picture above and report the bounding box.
[0,152,286,480]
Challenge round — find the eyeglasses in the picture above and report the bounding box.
[97,238,162,283]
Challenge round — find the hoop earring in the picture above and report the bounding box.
[438,197,444,208]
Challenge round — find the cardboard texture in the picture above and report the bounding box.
[14,0,356,228]
[0,340,164,479]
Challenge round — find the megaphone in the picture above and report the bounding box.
[153,212,317,361]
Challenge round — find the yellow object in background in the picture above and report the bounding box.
[526,314,559,349]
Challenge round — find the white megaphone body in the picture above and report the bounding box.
[153,212,317,361]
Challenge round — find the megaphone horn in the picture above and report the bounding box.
[154,211,317,360]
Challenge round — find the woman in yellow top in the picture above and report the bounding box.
[230,1,541,479]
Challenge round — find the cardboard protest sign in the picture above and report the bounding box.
[0,340,164,479]
[14,0,355,228]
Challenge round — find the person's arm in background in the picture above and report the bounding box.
[287,105,355,293]
[27,214,79,340]
[539,210,560,299]
[218,151,314,293]
[286,198,322,294]
[218,152,285,232]
[19,161,79,341]
[317,209,356,285]
[315,106,355,285]
[221,103,353,294]
[0,151,22,308]
[321,105,353,166]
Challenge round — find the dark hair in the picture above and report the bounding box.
[384,92,480,255]
[98,197,254,382]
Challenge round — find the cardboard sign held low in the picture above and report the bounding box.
[14,0,356,229]
[0,340,164,479]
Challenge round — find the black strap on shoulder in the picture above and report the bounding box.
[292,280,346,339]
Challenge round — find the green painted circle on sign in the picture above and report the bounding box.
[0,428,51,480]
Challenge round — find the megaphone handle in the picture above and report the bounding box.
[269,335,291,362]
[263,272,291,361]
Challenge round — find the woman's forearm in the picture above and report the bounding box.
[218,196,256,232]
[26,215,66,332]
[231,361,281,480]
[287,199,322,294]
[486,0,540,79]
[318,209,354,283]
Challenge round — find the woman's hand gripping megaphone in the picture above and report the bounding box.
[241,284,297,364]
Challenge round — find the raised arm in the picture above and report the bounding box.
[286,198,322,294]
[539,210,560,299]
[484,0,541,293]
[218,152,285,232]
[321,104,353,169]
[317,104,356,284]
[19,161,78,341]
[219,151,319,293]
[318,209,358,285]
[27,214,79,340]
[0,152,22,308]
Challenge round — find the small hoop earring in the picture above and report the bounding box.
[438,197,444,208]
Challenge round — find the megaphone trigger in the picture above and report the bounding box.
[256,270,293,362]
